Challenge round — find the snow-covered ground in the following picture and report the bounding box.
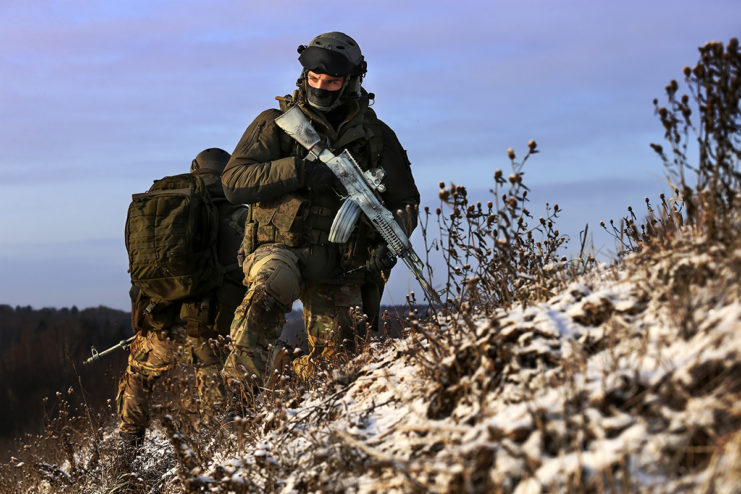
[8,240,741,493]
[168,243,739,493]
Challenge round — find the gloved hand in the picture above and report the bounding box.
[303,160,335,191]
[304,160,346,194]
[366,244,397,273]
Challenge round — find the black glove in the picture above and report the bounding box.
[303,160,335,191]
[366,244,397,273]
[303,160,346,194]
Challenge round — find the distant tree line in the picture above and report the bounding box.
[0,301,404,461]
[0,304,131,449]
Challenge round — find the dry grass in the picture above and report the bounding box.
[1,37,739,494]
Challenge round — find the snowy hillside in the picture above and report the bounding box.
[157,240,737,493]
[7,231,739,493]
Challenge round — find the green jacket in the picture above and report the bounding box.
[222,92,420,279]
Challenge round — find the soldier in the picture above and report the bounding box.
[221,32,420,388]
[117,148,249,447]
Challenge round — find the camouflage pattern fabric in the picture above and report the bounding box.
[117,327,225,435]
[220,83,420,391]
[221,243,363,387]
[292,281,363,379]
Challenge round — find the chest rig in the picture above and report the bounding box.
[242,96,385,269]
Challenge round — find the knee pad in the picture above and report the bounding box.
[246,247,302,307]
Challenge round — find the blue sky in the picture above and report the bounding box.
[1,0,739,310]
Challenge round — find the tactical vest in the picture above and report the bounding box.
[242,97,385,268]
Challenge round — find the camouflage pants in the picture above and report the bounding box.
[116,326,225,435]
[221,243,365,387]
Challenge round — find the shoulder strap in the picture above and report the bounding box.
[362,109,385,168]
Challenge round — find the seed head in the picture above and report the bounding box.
[666,79,678,95]
[507,148,515,160]
[528,139,537,151]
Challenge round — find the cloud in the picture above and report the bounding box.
[1,0,740,308]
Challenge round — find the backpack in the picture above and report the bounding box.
[125,173,223,304]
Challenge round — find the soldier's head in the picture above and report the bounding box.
[191,148,230,176]
[296,31,367,112]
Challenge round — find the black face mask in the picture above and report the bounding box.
[306,85,342,111]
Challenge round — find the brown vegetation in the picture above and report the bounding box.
[0,305,130,458]
[0,37,739,493]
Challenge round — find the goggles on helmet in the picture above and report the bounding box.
[299,46,356,77]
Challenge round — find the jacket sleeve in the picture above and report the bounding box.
[222,109,305,204]
[377,120,420,236]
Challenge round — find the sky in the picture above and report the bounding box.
[1,0,739,311]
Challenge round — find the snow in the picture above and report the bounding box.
[11,235,740,493]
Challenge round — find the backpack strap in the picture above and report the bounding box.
[362,109,385,169]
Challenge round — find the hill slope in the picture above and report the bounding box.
[176,240,739,493]
[11,233,736,493]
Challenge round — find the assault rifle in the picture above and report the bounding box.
[275,106,442,307]
[83,336,135,365]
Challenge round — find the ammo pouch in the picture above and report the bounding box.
[133,290,178,333]
[243,194,310,254]
[179,298,215,338]
[179,280,246,337]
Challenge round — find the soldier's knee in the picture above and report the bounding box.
[245,247,302,307]
[260,264,300,307]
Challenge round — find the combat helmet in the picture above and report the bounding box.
[191,148,231,175]
[297,32,367,111]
